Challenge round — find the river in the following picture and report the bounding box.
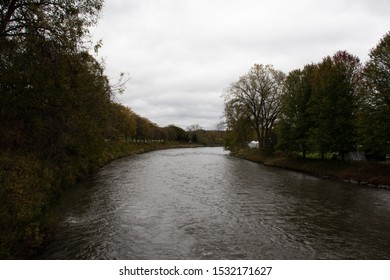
[39,147,390,259]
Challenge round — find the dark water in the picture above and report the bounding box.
[40,147,390,259]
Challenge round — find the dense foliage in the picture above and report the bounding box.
[0,0,224,258]
[223,32,390,160]
[359,32,390,158]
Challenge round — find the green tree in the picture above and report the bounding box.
[309,51,361,159]
[152,126,167,141]
[165,125,189,142]
[135,115,153,141]
[0,41,112,157]
[223,98,254,149]
[0,0,106,156]
[277,64,315,158]
[359,32,390,157]
[1,0,103,51]
[333,51,362,158]
[309,57,337,158]
[187,124,202,143]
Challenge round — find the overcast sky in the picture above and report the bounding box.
[91,0,389,130]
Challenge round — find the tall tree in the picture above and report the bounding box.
[135,116,153,141]
[359,31,390,157]
[0,0,106,155]
[309,51,361,159]
[331,51,362,158]
[223,98,254,149]
[223,64,285,152]
[108,103,137,141]
[0,0,108,258]
[277,64,315,158]
[187,124,202,143]
[165,125,189,142]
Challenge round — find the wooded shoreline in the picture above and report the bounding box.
[0,142,204,259]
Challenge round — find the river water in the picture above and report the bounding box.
[40,147,390,259]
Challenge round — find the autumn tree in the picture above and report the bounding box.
[0,0,107,258]
[152,126,167,141]
[134,115,152,141]
[165,125,189,142]
[108,103,137,141]
[0,0,103,50]
[0,0,106,152]
[223,64,285,152]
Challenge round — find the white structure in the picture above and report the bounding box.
[248,141,259,149]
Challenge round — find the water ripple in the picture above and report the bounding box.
[40,147,390,259]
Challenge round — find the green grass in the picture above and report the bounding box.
[231,148,390,187]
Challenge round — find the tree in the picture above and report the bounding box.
[359,31,390,157]
[0,0,106,155]
[223,98,254,149]
[152,126,167,141]
[0,0,103,51]
[135,115,153,141]
[108,103,137,141]
[0,0,109,258]
[223,64,285,152]
[277,64,315,158]
[309,51,361,159]
[309,57,337,158]
[331,51,362,158]
[165,125,189,142]
[187,124,202,143]
[0,42,113,157]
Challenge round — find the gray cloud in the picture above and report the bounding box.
[92,0,390,129]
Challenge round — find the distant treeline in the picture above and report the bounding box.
[223,31,390,160]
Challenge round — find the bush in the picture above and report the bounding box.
[0,153,58,258]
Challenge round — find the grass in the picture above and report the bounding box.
[231,148,390,187]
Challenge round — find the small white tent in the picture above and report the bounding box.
[248,141,259,149]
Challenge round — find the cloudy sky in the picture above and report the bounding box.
[91,0,389,130]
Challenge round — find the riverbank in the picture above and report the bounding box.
[231,149,390,189]
[0,141,203,259]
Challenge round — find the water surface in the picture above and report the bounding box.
[40,147,390,259]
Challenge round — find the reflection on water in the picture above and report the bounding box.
[40,147,390,259]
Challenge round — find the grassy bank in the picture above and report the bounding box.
[0,141,202,259]
[231,149,390,188]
